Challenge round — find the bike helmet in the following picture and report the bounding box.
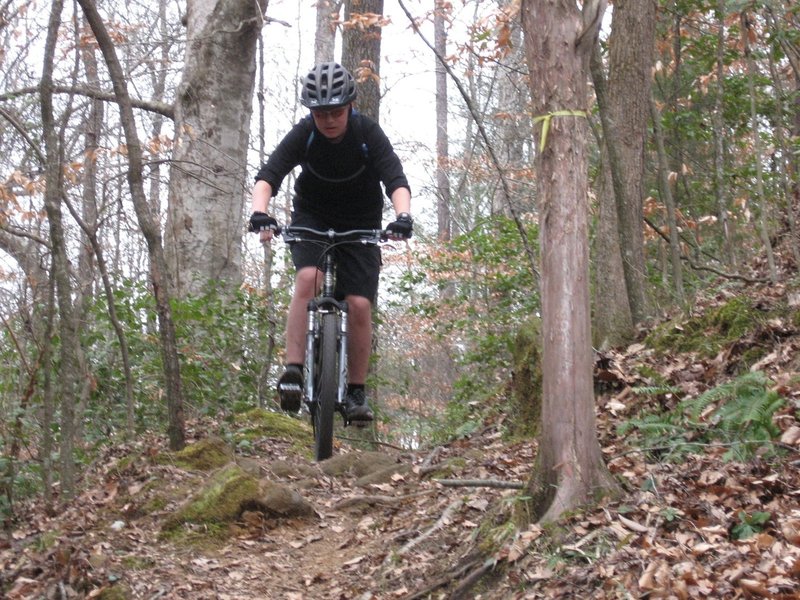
[300,62,357,109]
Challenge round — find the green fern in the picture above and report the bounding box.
[679,371,773,422]
[620,372,784,462]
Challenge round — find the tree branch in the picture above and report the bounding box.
[434,478,525,490]
[396,0,539,283]
[0,85,174,119]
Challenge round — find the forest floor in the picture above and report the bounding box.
[3,272,800,599]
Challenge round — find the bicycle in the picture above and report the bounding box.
[275,224,390,461]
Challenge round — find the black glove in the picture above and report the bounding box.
[248,211,277,233]
[386,213,413,239]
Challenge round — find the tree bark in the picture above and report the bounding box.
[742,12,777,283]
[713,0,736,268]
[521,0,619,523]
[41,0,80,498]
[342,0,384,121]
[77,0,186,451]
[165,0,266,298]
[434,0,451,242]
[590,0,655,339]
[650,97,686,306]
[315,0,341,64]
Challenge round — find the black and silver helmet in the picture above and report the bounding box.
[300,62,357,109]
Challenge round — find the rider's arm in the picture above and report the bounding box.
[390,186,411,217]
[251,180,273,214]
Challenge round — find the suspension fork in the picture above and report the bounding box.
[304,301,318,404]
[337,302,349,406]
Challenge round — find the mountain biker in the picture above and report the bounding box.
[249,61,413,423]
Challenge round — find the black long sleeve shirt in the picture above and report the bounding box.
[254,112,410,230]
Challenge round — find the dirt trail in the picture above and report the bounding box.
[3,429,526,600]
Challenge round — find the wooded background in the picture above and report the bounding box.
[0,0,798,523]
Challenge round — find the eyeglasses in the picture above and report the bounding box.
[311,107,348,120]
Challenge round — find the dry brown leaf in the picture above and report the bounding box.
[780,426,800,446]
[738,578,771,597]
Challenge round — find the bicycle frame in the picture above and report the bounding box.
[281,225,386,460]
[303,251,350,415]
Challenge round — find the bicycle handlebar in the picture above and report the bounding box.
[276,225,390,244]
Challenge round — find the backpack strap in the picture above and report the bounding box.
[303,111,369,162]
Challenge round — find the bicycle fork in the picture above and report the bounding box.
[303,300,350,419]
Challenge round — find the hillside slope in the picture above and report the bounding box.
[2,277,800,599]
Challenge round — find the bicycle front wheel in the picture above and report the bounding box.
[313,312,338,461]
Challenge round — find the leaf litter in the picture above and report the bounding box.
[2,278,800,598]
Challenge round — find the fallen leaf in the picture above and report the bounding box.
[739,578,770,597]
[780,426,800,446]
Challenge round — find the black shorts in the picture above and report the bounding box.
[289,213,382,303]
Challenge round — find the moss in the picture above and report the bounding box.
[121,555,156,570]
[709,296,758,339]
[33,530,61,552]
[231,408,311,444]
[645,296,762,358]
[158,436,233,471]
[96,585,132,600]
[509,317,543,439]
[162,464,260,533]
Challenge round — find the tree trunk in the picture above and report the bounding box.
[742,12,777,283]
[78,0,186,451]
[713,0,736,268]
[315,0,341,63]
[520,0,620,523]
[342,0,384,121]
[651,97,686,306]
[434,0,451,242]
[591,0,655,334]
[41,0,80,498]
[165,0,266,298]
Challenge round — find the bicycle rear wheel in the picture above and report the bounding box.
[313,312,338,461]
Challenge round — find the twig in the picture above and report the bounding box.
[384,498,463,566]
[333,489,435,510]
[401,557,482,600]
[420,446,443,470]
[434,478,525,490]
[336,435,406,451]
[449,559,496,599]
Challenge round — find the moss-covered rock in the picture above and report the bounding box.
[230,408,311,444]
[162,464,260,532]
[164,436,233,471]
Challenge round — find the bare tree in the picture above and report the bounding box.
[77,0,186,451]
[164,0,267,298]
[434,0,451,242]
[41,0,81,498]
[520,0,620,522]
[590,0,656,344]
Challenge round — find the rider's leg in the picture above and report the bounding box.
[344,294,374,422]
[285,267,321,364]
[277,266,320,411]
[345,294,372,384]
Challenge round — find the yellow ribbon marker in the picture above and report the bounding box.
[532,110,587,153]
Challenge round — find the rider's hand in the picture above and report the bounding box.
[248,211,277,232]
[386,213,413,240]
